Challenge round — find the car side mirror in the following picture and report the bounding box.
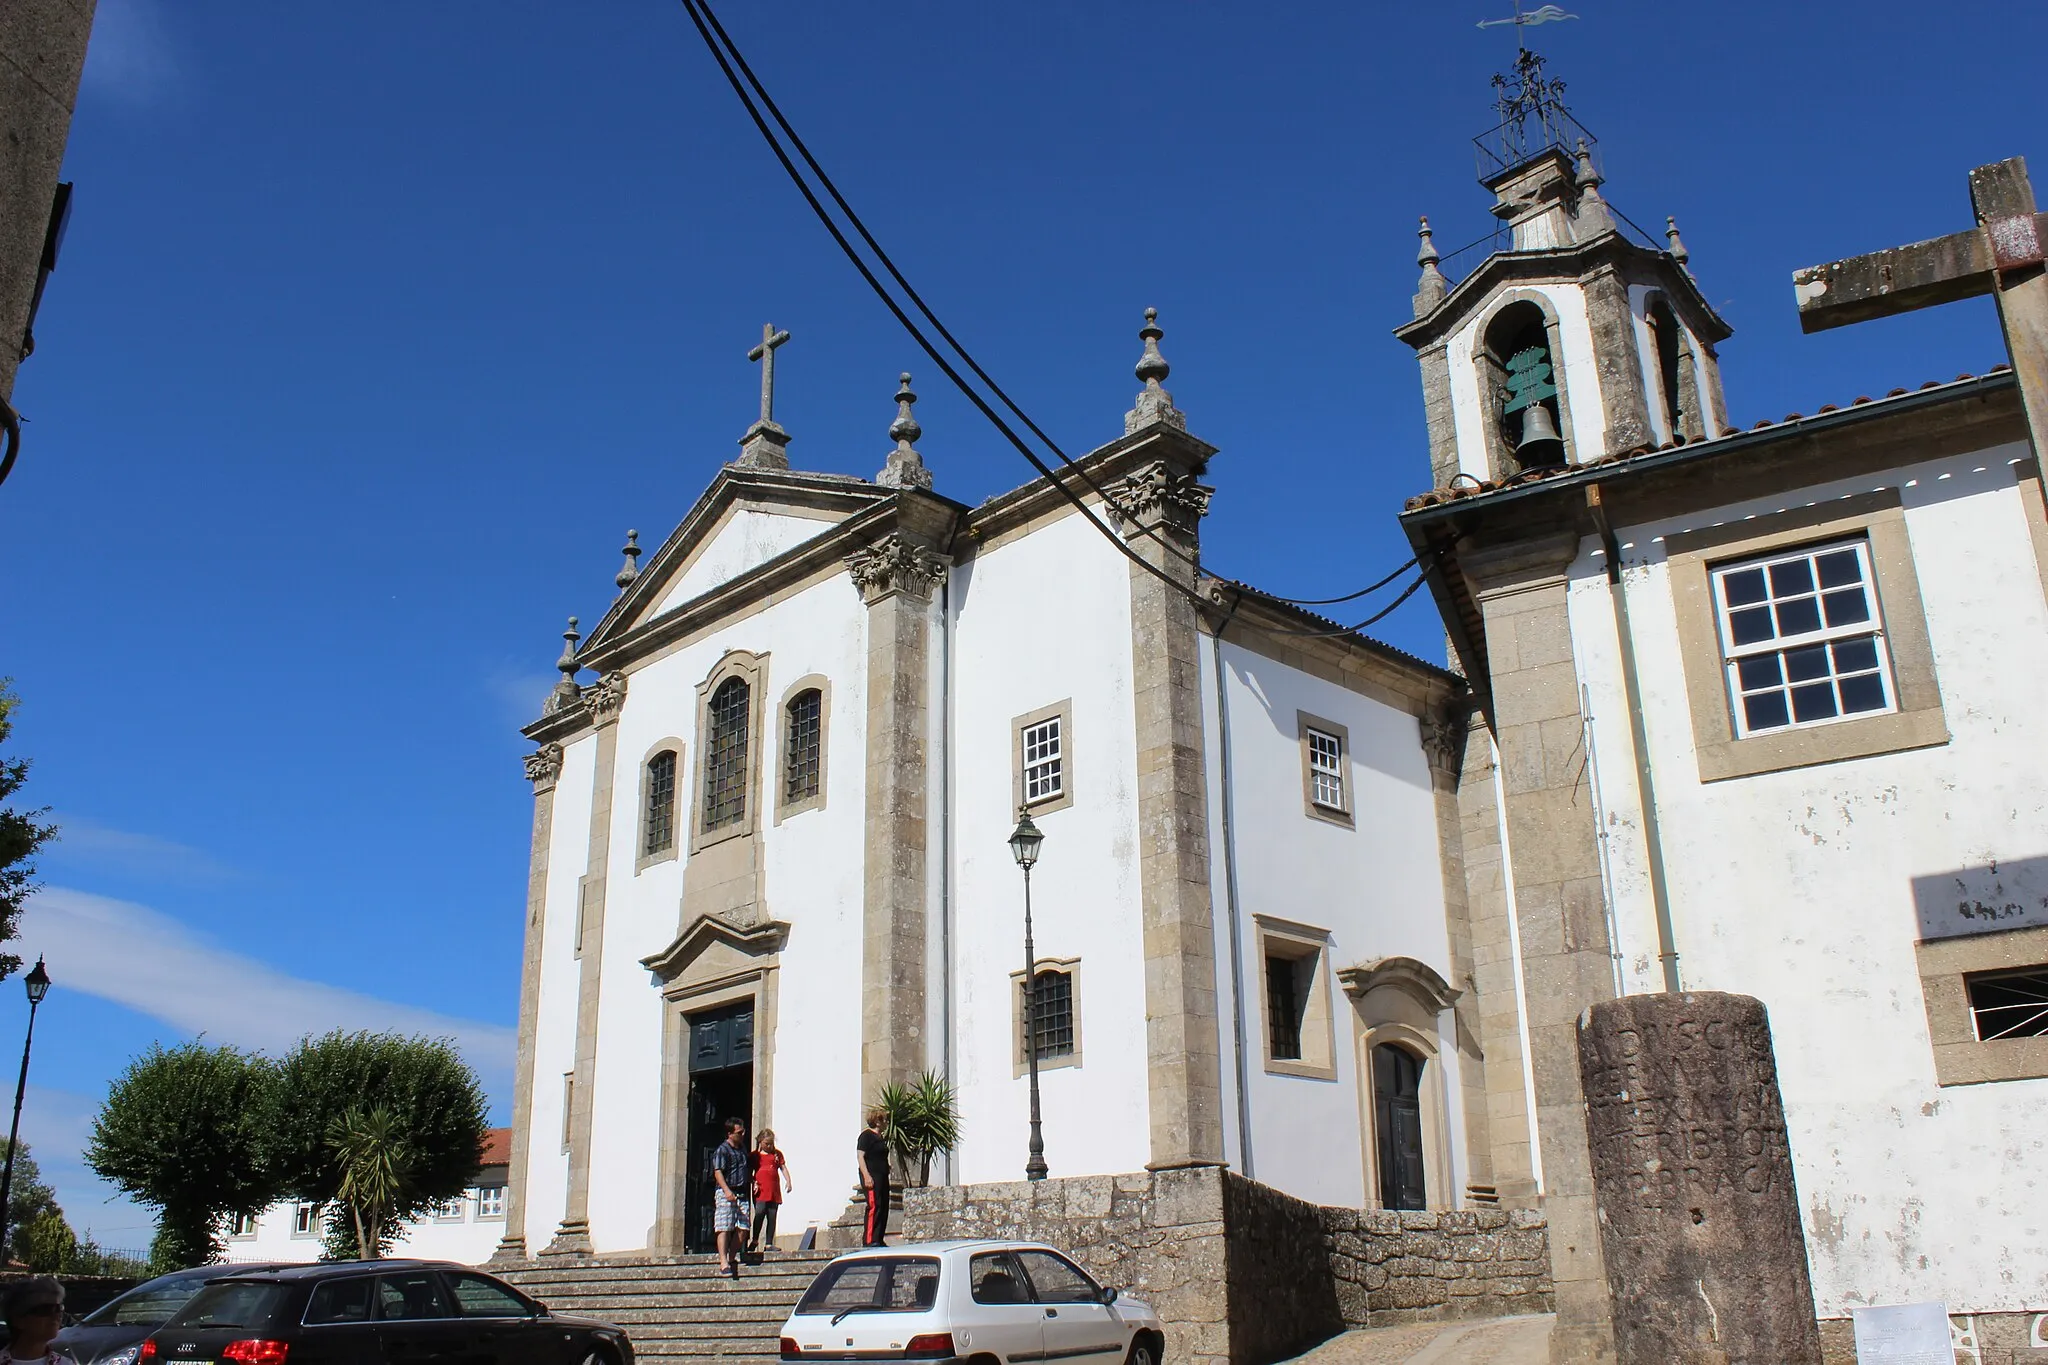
[1101,1287,1119,1304]
[531,1302,549,1317]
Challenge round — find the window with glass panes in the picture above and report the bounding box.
[785,689,822,803]
[1712,539,1896,737]
[476,1185,507,1218]
[1266,955,1304,1060]
[1022,717,1063,803]
[1023,969,1074,1062]
[1967,969,2048,1040]
[703,677,751,830]
[1307,728,1344,809]
[644,750,676,856]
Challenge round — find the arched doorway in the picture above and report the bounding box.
[1372,1043,1429,1211]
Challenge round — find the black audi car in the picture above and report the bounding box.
[134,1261,631,1365]
[54,1264,304,1365]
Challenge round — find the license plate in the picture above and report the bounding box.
[167,1357,211,1364]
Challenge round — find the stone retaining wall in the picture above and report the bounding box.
[902,1169,1551,1365]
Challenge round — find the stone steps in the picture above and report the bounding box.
[497,1253,838,1365]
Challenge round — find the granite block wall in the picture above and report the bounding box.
[1322,1208,1554,1326]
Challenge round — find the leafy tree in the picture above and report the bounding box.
[87,1043,278,1268]
[874,1070,962,1187]
[262,1032,486,1260]
[3,1139,63,1236]
[326,1107,415,1260]
[0,682,59,979]
[17,1210,76,1272]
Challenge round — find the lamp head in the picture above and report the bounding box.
[23,956,48,1005]
[1008,810,1044,869]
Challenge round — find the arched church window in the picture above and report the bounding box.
[1372,1043,1428,1211]
[1648,296,1685,437]
[644,750,677,857]
[1483,301,1565,470]
[784,689,822,804]
[703,676,750,831]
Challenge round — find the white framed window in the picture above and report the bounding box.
[1712,538,1896,738]
[432,1195,468,1223]
[292,1201,324,1239]
[1023,718,1062,802]
[1307,729,1343,809]
[228,1212,258,1239]
[476,1185,507,1220]
[1012,701,1074,816]
[1296,713,1353,827]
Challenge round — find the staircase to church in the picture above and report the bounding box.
[498,1253,836,1365]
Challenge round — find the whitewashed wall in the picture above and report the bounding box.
[223,1195,504,1267]
[945,507,1149,1188]
[1201,639,1466,1209]
[1562,441,2048,1315]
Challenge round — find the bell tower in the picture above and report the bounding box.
[1396,51,1732,490]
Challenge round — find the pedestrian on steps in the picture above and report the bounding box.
[751,1128,792,1254]
[857,1108,891,1247]
[710,1117,752,1278]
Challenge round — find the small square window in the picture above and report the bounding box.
[228,1212,258,1239]
[476,1185,507,1220]
[432,1195,468,1223]
[1711,538,1898,739]
[1023,719,1063,803]
[1012,703,1074,816]
[292,1202,323,1238]
[1967,969,2048,1041]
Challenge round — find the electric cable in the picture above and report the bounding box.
[0,398,20,490]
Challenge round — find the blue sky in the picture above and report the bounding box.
[2,0,2040,1248]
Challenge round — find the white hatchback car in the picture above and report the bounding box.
[778,1240,1165,1365]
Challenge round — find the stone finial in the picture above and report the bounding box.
[1666,215,1691,267]
[1413,216,1450,317]
[545,616,582,714]
[1123,308,1187,435]
[1573,139,1614,237]
[615,530,642,591]
[876,372,934,491]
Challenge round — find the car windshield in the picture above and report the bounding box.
[794,1258,941,1317]
[80,1276,215,1328]
[165,1283,291,1331]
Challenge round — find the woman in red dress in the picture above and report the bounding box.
[750,1129,792,1254]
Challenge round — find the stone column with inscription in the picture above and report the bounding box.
[1106,310,1226,1171]
[544,670,627,1257]
[846,503,954,1104]
[493,740,563,1262]
[1578,992,1822,1365]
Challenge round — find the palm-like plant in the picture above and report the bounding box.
[875,1070,963,1187]
[327,1106,416,1259]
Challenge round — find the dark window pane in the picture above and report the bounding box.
[1736,655,1782,690]
[306,1279,376,1325]
[1729,607,1775,646]
[703,677,750,831]
[1832,637,1880,674]
[1822,588,1871,628]
[1967,970,2048,1040]
[1743,692,1790,732]
[1266,955,1303,1061]
[1815,549,1863,589]
[1785,644,1831,683]
[644,750,676,857]
[444,1274,529,1319]
[1838,673,1888,714]
[1027,970,1075,1062]
[1775,597,1822,636]
[784,689,822,804]
[1791,682,1838,723]
[1720,567,1767,607]
[376,1273,452,1322]
[170,1284,290,1331]
[1769,559,1815,596]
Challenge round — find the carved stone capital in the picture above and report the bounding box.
[1103,460,1214,539]
[1419,705,1466,780]
[845,533,948,605]
[524,742,564,791]
[585,670,628,727]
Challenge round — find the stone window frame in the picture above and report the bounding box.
[1255,915,1338,1081]
[774,674,831,824]
[635,737,685,873]
[1297,711,1355,829]
[1012,699,1074,817]
[1666,490,1948,783]
[1008,956,1083,1077]
[690,650,769,855]
[1916,923,2048,1086]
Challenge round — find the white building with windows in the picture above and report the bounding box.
[493,320,1484,1261]
[224,1128,512,1265]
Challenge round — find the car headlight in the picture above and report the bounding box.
[98,1345,142,1365]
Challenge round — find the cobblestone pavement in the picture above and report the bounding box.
[1278,1316,1555,1365]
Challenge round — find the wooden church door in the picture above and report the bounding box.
[1373,1043,1428,1211]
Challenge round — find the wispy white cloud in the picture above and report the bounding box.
[484,664,556,732]
[43,815,245,885]
[80,0,182,108]
[20,887,514,1077]
[18,1085,156,1248]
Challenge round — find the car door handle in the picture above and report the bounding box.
[1045,1309,1058,1318]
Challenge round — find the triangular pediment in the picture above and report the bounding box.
[585,466,891,654]
[641,912,790,987]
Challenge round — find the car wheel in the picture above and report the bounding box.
[1125,1338,1159,1365]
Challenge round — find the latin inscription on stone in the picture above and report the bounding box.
[1578,991,1823,1365]
[1850,1303,1954,1364]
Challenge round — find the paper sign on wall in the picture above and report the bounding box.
[1852,1303,1953,1364]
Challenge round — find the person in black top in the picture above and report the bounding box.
[710,1117,752,1277]
[857,1109,891,1247]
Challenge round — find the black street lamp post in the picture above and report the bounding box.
[1008,812,1049,1182]
[0,956,50,1262]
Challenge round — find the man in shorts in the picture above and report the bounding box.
[710,1117,752,1277]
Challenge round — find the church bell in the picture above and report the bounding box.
[1515,401,1566,467]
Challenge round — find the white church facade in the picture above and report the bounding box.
[494,321,1481,1259]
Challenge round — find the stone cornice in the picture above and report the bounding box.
[641,913,791,984]
[1339,956,1463,1014]
[1393,231,1732,351]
